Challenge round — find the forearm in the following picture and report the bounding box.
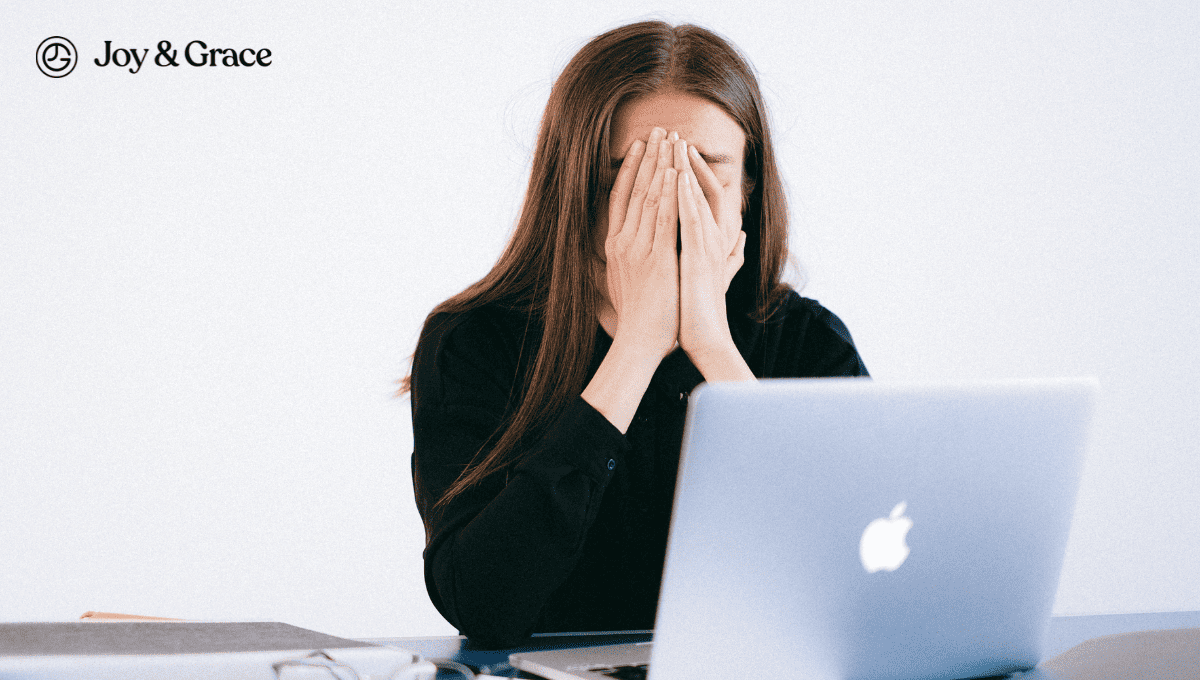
[580,334,664,433]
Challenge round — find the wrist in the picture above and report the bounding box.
[611,325,675,364]
[685,339,755,383]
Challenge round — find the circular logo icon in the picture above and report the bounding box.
[37,36,77,78]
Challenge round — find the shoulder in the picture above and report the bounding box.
[412,303,540,408]
[417,303,533,362]
[742,288,869,378]
[769,290,858,344]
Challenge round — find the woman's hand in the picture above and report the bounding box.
[583,128,681,433]
[674,138,754,381]
[603,127,680,361]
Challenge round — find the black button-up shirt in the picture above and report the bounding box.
[410,291,868,647]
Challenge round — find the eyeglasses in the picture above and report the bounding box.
[272,650,475,680]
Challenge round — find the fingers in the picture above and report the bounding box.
[678,169,706,257]
[654,167,678,255]
[729,230,747,272]
[607,138,646,240]
[632,135,673,253]
[677,138,743,265]
[672,137,691,185]
[687,144,737,248]
[687,144,723,215]
[616,128,667,244]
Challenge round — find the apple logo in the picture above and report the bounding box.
[859,502,913,573]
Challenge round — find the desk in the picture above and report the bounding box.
[363,611,1200,679]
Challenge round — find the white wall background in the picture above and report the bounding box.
[2,0,1196,638]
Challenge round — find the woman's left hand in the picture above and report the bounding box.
[674,139,751,379]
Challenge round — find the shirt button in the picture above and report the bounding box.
[607,458,616,471]
[679,392,687,402]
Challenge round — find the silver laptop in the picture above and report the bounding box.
[511,378,1096,680]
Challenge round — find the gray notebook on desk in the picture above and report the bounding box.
[0,621,423,679]
[511,378,1096,680]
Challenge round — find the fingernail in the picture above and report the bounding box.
[668,131,679,142]
[650,128,665,141]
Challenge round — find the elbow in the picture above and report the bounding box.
[424,540,539,649]
[457,617,535,650]
[429,582,536,649]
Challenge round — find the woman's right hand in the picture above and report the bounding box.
[603,127,680,361]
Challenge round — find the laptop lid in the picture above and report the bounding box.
[649,378,1095,680]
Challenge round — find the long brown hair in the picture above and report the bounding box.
[405,21,791,509]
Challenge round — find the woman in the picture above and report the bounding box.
[406,21,868,647]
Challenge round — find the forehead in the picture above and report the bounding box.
[610,91,745,161]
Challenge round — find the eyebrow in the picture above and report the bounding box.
[611,150,733,168]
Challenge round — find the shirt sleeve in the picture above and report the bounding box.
[409,310,629,647]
